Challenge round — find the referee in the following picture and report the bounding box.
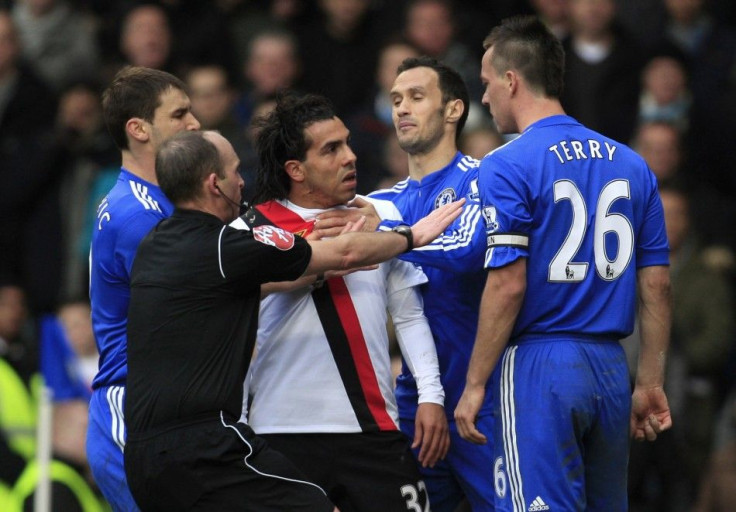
[123,130,464,511]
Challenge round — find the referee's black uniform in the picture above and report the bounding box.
[125,208,333,511]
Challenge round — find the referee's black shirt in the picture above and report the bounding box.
[125,209,311,434]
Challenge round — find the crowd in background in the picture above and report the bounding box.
[0,0,735,510]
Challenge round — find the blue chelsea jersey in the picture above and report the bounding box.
[89,169,174,389]
[479,115,669,341]
[370,152,490,418]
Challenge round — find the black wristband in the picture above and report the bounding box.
[391,224,414,253]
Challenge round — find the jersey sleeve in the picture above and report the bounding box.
[388,285,444,406]
[478,154,531,269]
[116,210,167,278]
[371,197,409,235]
[218,224,312,286]
[385,257,428,294]
[636,171,670,268]
[379,178,487,273]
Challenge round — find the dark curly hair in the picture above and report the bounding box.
[251,92,337,205]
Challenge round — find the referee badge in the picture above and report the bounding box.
[434,188,456,208]
[253,225,296,250]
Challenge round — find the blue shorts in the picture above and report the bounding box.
[401,414,495,512]
[492,340,630,512]
[87,386,140,512]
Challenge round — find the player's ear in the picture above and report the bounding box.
[126,117,149,143]
[284,160,305,183]
[507,70,519,95]
[445,99,465,125]
[206,172,219,195]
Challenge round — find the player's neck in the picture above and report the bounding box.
[407,142,458,181]
[121,150,158,185]
[287,189,338,211]
[515,96,566,133]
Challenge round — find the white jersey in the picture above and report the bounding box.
[243,198,438,434]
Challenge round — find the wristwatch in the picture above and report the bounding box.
[391,224,414,253]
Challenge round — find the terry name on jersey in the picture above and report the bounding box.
[548,139,617,164]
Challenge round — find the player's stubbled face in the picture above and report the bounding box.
[391,66,446,155]
[300,117,358,208]
[147,87,201,150]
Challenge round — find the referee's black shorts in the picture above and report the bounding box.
[125,414,334,511]
[261,430,428,512]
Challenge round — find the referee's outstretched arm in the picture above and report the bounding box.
[303,198,464,277]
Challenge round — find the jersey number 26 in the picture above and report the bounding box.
[549,179,633,283]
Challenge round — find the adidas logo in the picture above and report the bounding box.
[528,496,550,511]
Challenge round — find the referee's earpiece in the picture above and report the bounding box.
[214,180,244,211]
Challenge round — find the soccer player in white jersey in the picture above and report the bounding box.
[243,93,449,512]
[317,56,496,511]
[454,16,672,511]
[87,66,200,511]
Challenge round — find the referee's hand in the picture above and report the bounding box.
[411,198,466,248]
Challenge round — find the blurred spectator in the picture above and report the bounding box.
[628,182,735,511]
[448,0,528,54]
[102,2,175,82]
[11,0,100,92]
[222,0,312,71]
[41,300,97,466]
[186,63,256,201]
[659,0,736,200]
[632,118,736,249]
[561,0,644,143]
[239,95,278,204]
[15,298,107,511]
[614,0,667,48]
[186,64,244,146]
[160,0,237,80]
[632,120,683,183]
[293,0,385,118]
[0,9,64,315]
[347,37,420,194]
[661,183,734,493]
[373,134,409,191]
[694,435,736,512]
[55,81,119,301]
[639,53,691,131]
[404,0,484,103]
[694,389,736,511]
[0,281,37,387]
[459,124,504,160]
[58,302,97,386]
[0,280,38,462]
[234,27,301,128]
[529,0,571,39]
[631,120,730,247]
